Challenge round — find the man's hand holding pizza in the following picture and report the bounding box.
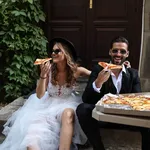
[95,67,111,88]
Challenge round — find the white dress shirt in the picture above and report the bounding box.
[92,65,126,94]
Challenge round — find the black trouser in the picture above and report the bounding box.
[76,103,150,150]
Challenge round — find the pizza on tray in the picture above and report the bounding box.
[102,94,150,111]
[34,58,52,65]
[98,62,122,70]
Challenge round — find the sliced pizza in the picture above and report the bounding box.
[102,94,150,111]
[98,62,122,70]
[34,58,52,65]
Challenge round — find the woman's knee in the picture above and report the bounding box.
[62,108,75,124]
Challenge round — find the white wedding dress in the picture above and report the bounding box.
[0,74,87,150]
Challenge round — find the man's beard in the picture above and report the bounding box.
[111,56,126,65]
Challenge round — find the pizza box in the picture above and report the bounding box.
[92,108,150,128]
[96,92,150,117]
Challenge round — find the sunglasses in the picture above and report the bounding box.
[51,49,61,54]
[111,49,127,55]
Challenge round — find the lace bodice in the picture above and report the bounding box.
[47,82,74,98]
[47,73,75,98]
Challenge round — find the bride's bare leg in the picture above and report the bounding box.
[59,108,75,150]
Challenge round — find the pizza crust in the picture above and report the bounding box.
[34,58,52,65]
[98,62,122,70]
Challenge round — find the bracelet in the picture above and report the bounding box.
[40,76,47,79]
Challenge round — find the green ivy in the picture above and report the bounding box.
[0,0,48,103]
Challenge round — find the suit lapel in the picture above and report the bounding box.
[120,69,131,93]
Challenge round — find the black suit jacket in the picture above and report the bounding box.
[82,64,141,104]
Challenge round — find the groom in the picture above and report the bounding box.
[76,36,150,150]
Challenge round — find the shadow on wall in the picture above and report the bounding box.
[141,36,150,78]
[140,36,150,92]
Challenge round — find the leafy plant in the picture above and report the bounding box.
[0,0,48,103]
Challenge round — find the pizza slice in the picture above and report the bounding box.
[98,62,122,70]
[34,58,52,65]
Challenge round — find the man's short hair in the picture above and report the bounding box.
[110,36,129,49]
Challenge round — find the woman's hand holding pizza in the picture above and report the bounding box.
[95,67,111,88]
[40,61,51,78]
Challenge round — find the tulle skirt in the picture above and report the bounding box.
[0,92,87,150]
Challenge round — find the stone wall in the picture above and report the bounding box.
[140,0,150,92]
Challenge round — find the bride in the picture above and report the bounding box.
[0,37,91,150]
